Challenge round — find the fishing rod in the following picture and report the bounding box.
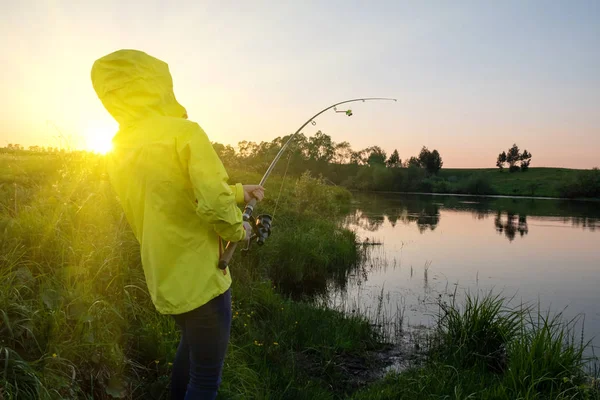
[218,97,397,270]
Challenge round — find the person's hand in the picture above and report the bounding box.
[243,185,265,203]
[243,221,253,241]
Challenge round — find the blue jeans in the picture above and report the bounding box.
[170,289,232,400]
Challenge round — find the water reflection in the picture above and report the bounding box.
[569,217,597,232]
[494,212,529,242]
[357,213,385,232]
[348,199,441,233]
[334,193,600,358]
[349,194,600,241]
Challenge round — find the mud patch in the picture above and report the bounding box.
[293,338,421,395]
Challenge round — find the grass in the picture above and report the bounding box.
[0,152,381,399]
[439,167,595,198]
[351,291,599,400]
[221,278,384,399]
[336,164,599,199]
[433,292,521,372]
[1,152,598,399]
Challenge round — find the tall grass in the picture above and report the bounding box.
[433,291,521,372]
[1,153,598,399]
[0,153,380,399]
[352,291,599,399]
[505,310,591,397]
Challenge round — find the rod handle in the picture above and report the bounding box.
[218,197,257,270]
[218,241,237,270]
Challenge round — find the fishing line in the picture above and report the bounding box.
[218,97,397,270]
[271,150,294,222]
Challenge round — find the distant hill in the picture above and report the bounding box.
[439,167,594,198]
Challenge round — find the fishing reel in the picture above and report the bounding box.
[254,214,272,246]
[241,214,272,256]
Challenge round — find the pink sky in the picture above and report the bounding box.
[1,1,598,168]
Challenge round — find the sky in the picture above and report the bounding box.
[0,0,598,168]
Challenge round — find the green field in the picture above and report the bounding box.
[438,167,585,198]
[324,163,599,200]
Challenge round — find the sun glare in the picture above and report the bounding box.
[85,125,115,154]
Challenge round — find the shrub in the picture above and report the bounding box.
[419,178,434,193]
[432,180,451,193]
[557,168,600,198]
[457,174,496,195]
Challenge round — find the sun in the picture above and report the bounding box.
[84,125,115,154]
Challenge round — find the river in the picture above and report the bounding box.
[327,193,600,357]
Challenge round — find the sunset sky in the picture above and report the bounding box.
[1,1,598,168]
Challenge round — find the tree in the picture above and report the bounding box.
[237,140,259,159]
[350,149,367,165]
[428,150,443,175]
[306,131,334,163]
[333,141,353,164]
[417,146,432,168]
[365,146,387,166]
[417,146,443,175]
[496,151,507,170]
[406,156,421,168]
[386,149,401,168]
[499,144,532,172]
[7,143,22,151]
[506,144,521,172]
[520,150,532,172]
[212,142,237,166]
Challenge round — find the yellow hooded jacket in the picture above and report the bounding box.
[91,49,245,315]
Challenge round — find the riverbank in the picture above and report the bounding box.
[351,291,600,399]
[0,153,385,399]
[340,166,600,199]
[438,167,600,199]
[1,153,598,399]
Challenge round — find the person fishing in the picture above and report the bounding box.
[91,49,264,400]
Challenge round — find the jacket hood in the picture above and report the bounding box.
[91,49,187,125]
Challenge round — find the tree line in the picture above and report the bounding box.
[211,131,447,192]
[214,130,443,174]
[3,144,64,153]
[496,144,532,172]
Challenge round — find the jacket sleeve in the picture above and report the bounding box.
[178,123,246,242]
[229,184,245,205]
